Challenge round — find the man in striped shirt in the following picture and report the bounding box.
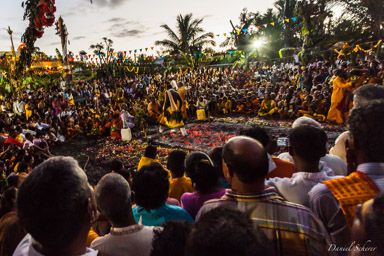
[197,136,332,256]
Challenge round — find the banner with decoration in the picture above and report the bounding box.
[58,16,299,64]
[334,40,383,59]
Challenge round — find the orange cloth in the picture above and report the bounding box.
[177,86,188,119]
[86,228,99,247]
[323,171,380,227]
[266,156,296,179]
[327,77,352,124]
[169,176,194,201]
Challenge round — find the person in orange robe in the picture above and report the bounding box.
[327,69,354,124]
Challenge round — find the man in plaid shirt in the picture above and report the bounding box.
[197,136,332,256]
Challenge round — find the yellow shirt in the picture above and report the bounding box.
[137,156,160,171]
[169,176,194,201]
[137,156,171,177]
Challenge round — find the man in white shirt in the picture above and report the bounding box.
[266,126,340,207]
[278,116,347,176]
[18,99,26,115]
[91,173,157,256]
[13,98,22,116]
[14,157,99,256]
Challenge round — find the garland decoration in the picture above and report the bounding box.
[126,66,139,74]
[19,0,57,74]
[44,67,64,73]
[335,40,383,59]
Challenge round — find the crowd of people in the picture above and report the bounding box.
[0,53,384,255]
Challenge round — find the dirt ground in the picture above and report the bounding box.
[51,137,109,186]
[50,121,343,186]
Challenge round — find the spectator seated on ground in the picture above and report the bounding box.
[137,145,162,171]
[148,97,162,122]
[258,93,278,117]
[91,173,157,256]
[167,150,193,202]
[110,159,123,173]
[14,156,99,256]
[132,163,193,226]
[109,159,132,186]
[3,129,23,150]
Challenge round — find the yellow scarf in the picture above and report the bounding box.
[323,171,380,227]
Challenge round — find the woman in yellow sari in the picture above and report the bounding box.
[159,89,188,136]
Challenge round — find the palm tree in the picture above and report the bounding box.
[274,0,298,47]
[297,0,337,49]
[79,50,88,58]
[155,13,215,55]
[220,8,258,51]
[361,0,383,40]
[102,37,114,64]
[89,43,104,56]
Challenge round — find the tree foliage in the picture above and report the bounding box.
[155,13,216,55]
[220,0,383,62]
[340,0,384,40]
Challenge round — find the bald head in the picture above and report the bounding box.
[292,116,321,129]
[353,84,384,109]
[95,173,132,226]
[223,136,269,184]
